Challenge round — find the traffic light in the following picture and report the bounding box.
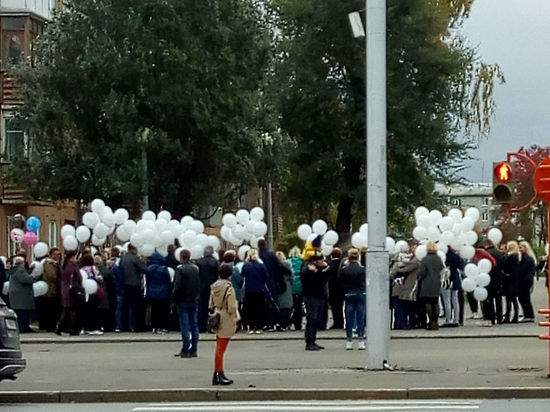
[493,161,514,203]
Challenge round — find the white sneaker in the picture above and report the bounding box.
[89,330,104,336]
[358,341,366,350]
[345,341,353,350]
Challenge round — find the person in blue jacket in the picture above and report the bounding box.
[145,252,171,334]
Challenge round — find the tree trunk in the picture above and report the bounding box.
[336,196,354,246]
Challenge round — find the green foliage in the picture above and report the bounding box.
[270,0,503,236]
[9,0,288,214]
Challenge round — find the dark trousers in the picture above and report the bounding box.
[243,291,265,331]
[419,297,439,329]
[504,295,519,322]
[15,309,32,333]
[483,293,503,324]
[291,294,303,330]
[279,308,291,329]
[149,298,170,330]
[393,297,412,329]
[518,287,534,319]
[122,285,141,331]
[329,292,344,329]
[304,296,325,346]
[57,307,81,335]
[466,291,478,314]
[82,294,99,331]
[36,296,59,331]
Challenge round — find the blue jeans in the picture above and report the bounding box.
[177,301,199,355]
[345,293,366,340]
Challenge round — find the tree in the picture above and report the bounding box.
[270,0,503,240]
[9,0,287,215]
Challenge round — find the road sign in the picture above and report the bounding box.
[534,157,550,203]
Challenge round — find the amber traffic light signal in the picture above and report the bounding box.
[493,161,514,203]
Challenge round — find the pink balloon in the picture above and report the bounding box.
[23,231,38,246]
[10,228,24,243]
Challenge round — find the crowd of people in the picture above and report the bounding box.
[0,234,547,384]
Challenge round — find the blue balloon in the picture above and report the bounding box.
[26,216,41,233]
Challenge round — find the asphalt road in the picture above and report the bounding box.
[4,400,550,412]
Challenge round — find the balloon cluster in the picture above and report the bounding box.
[296,219,339,256]
[9,216,42,246]
[411,206,481,263]
[349,223,398,254]
[461,259,493,301]
[220,207,267,260]
[60,198,221,259]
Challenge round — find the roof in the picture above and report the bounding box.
[434,182,493,197]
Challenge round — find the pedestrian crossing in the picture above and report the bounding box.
[132,400,481,411]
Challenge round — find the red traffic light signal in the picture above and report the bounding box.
[493,161,514,203]
[494,161,512,183]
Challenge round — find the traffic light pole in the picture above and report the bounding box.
[365,0,390,370]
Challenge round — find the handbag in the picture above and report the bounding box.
[207,285,230,332]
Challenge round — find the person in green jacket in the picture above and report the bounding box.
[288,246,304,331]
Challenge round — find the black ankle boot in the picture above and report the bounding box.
[212,372,221,385]
[220,371,233,385]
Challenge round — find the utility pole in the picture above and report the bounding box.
[365,0,390,370]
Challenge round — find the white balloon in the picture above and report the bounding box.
[233,224,247,240]
[359,223,369,237]
[448,208,463,222]
[465,207,480,223]
[83,212,100,229]
[238,245,251,261]
[30,261,43,277]
[236,209,250,225]
[451,223,462,236]
[157,210,172,222]
[2,281,8,295]
[437,251,447,264]
[229,235,243,246]
[250,236,263,249]
[473,286,488,301]
[123,219,137,235]
[460,245,475,260]
[222,213,237,228]
[307,233,318,243]
[477,273,491,287]
[93,222,109,239]
[395,240,410,253]
[33,280,48,297]
[464,263,479,278]
[460,217,475,232]
[61,224,76,239]
[438,242,448,253]
[160,230,174,244]
[440,230,455,245]
[82,277,98,295]
[115,225,130,242]
[412,226,428,241]
[427,227,441,242]
[487,228,503,245]
[312,219,328,236]
[172,224,186,238]
[102,211,116,227]
[321,243,333,256]
[385,237,396,252]
[250,207,264,222]
[155,219,168,233]
[461,278,476,292]
[351,232,366,249]
[464,230,478,246]
[220,226,233,242]
[91,198,105,214]
[114,208,129,225]
[167,267,175,282]
[416,214,431,229]
[130,233,145,248]
[477,258,493,274]
[415,245,427,261]
[196,233,208,248]
[63,236,78,251]
[191,220,205,234]
[182,230,197,246]
[207,235,221,251]
[297,224,313,241]
[91,235,106,247]
[324,230,339,246]
[414,206,430,220]
[141,211,155,221]
[429,210,443,226]
[140,243,155,257]
[190,245,203,260]
[253,221,268,237]
[439,216,454,231]
[34,242,49,259]
[180,215,194,228]
[76,226,91,243]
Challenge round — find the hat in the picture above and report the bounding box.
[14,256,25,265]
[309,251,324,261]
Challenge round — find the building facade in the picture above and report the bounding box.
[0,0,75,257]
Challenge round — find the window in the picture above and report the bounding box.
[48,220,58,248]
[481,212,489,222]
[2,114,27,162]
[6,215,21,257]
[452,198,461,206]
[483,197,490,206]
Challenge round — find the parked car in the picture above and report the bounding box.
[0,296,25,380]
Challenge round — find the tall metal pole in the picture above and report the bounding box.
[267,183,274,249]
[366,0,390,369]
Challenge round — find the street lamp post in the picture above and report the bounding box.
[365,0,390,369]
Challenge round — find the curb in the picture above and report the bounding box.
[3,387,550,403]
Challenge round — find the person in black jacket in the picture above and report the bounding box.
[173,249,201,358]
[502,241,521,323]
[119,244,147,332]
[340,248,366,350]
[258,239,285,330]
[327,248,344,330]
[484,239,505,325]
[300,251,330,351]
[518,241,536,322]
[197,246,219,333]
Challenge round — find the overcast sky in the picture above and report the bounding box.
[459,0,550,182]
